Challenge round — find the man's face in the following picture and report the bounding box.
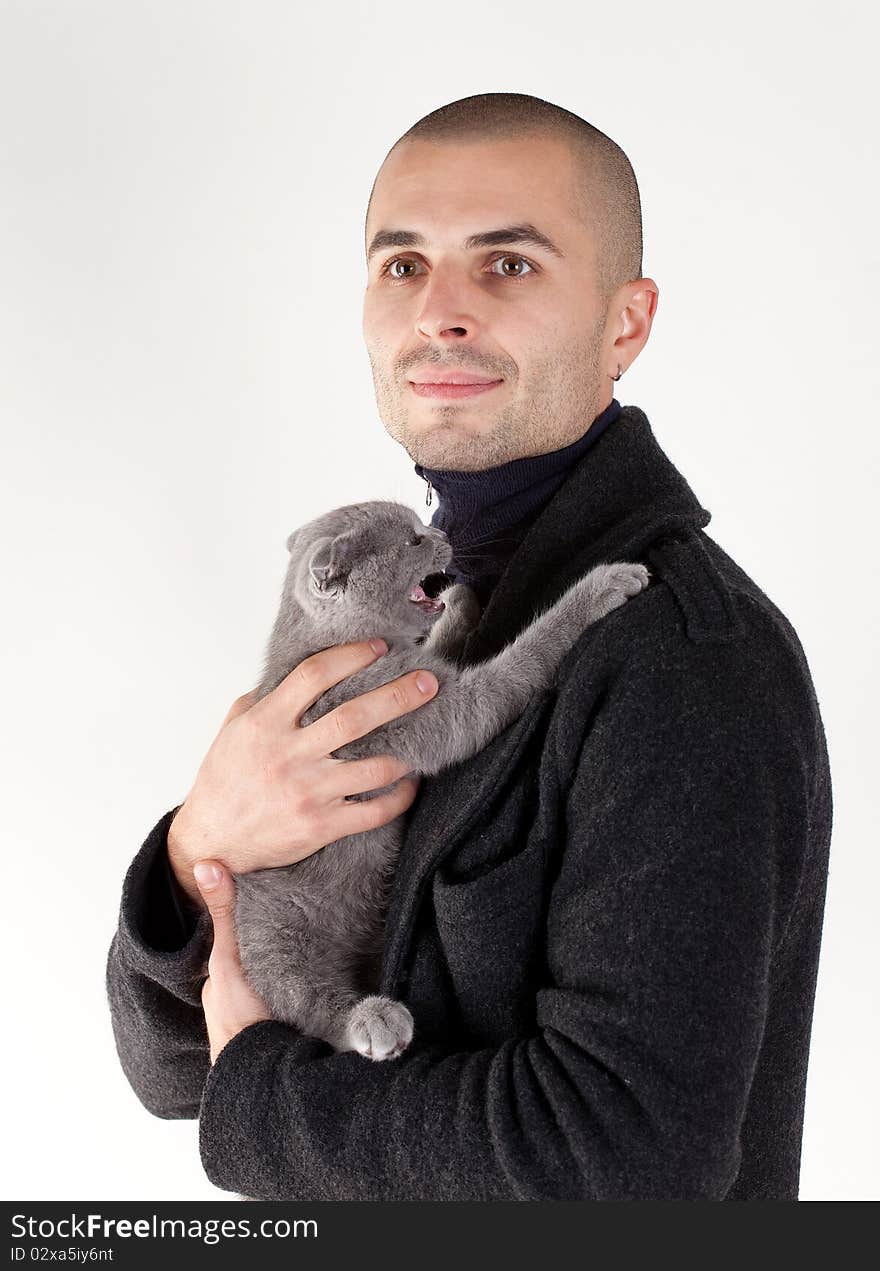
[362,134,613,471]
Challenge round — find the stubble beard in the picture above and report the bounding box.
[370,332,606,473]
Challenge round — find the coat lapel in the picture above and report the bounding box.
[462,405,711,662]
[381,404,712,987]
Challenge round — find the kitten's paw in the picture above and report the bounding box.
[442,582,481,626]
[596,561,651,611]
[345,994,414,1061]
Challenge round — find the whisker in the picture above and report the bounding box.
[450,530,525,566]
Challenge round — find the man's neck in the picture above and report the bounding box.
[414,398,622,607]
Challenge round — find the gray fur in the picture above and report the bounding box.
[233,500,649,1060]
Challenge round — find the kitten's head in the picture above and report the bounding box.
[286,501,454,642]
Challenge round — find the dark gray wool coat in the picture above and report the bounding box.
[105,404,833,1201]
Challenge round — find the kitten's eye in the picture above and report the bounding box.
[408,534,423,547]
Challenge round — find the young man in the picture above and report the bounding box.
[106,93,833,1200]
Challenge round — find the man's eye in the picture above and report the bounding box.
[383,258,422,280]
[488,254,534,279]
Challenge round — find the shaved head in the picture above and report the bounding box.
[366,91,643,309]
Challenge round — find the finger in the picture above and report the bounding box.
[314,773,423,846]
[258,639,390,727]
[220,689,260,728]
[317,752,417,800]
[300,669,439,760]
[193,861,240,970]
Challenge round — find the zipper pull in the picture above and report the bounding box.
[425,480,433,508]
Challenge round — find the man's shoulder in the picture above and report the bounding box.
[557,528,822,733]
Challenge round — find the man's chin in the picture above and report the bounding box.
[382,408,518,470]
[410,437,515,472]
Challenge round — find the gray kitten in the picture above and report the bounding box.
[233,500,649,1061]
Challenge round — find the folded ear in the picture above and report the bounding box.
[307,533,354,595]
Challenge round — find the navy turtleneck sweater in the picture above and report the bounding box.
[414,397,622,608]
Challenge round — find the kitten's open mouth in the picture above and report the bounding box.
[408,583,445,615]
[409,570,454,615]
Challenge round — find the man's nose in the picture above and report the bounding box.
[414,271,483,343]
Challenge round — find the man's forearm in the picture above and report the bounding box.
[106,807,214,1118]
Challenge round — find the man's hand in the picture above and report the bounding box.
[167,639,436,906]
[193,860,273,1066]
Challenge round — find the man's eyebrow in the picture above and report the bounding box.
[366,223,565,263]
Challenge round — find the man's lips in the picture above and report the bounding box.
[409,379,503,399]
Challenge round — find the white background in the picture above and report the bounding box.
[1,0,877,1201]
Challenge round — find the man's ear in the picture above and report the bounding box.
[307,534,353,595]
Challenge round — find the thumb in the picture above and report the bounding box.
[193,861,239,964]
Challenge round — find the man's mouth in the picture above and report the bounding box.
[410,380,502,400]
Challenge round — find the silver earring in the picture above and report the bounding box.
[611,364,623,381]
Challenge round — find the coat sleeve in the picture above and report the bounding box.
[197,613,818,1200]
[105,806,215,1119]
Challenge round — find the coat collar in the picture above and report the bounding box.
[460,403,712,663]
[381,403,713,991]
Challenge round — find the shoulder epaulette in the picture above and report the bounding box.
[645,530,745,643]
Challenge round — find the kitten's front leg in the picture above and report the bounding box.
[348,561,650,776]
[423,582,481,661]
